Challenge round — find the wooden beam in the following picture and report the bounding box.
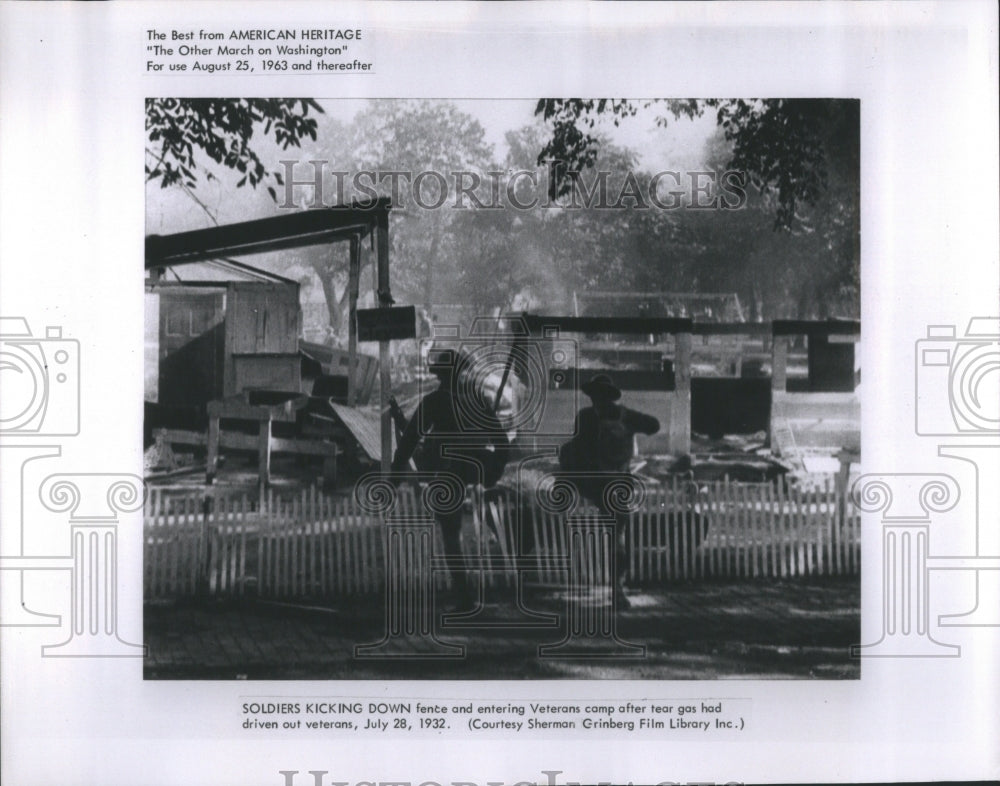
[155,428,341,457]
[347,234,361,406]
[523,313,693,336]
[376,210,392,472]
[771,336,789,393]
[772,319,860,336]
[691,322,772,335]
[145,198,391,268]
[669,332,692,454]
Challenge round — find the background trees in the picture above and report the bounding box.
[146,97,860,345]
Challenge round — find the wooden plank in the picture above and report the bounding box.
[772,319,860,336]
[144,490,154,598]
[523,313,693,336]
[335,494,348,595]
[817,481,827,575]
[803,485,812,575]
[224,497,235,593]
[347,234,360,406]
[329,403,383,463]
[318,491,328,594]
[292,494,302,596]
[777,482,788,578]
[767,481,778,577]
[238,495,248,596]
[258,490,269,596]
[347,493,360,594]
[697,484,707,579]
[737,483,747,578]
[145,198,389,268]
[158,428,341,458]
[850,495,860,574]
[209,496,221,594]
[168,497,181,594]
[258,420,271,496]
[376,212,392,473]
[308,488,317,596]
[146,490,158,597]
[793,484,804,576]
[189,495,200,594]
[274,497,284,597]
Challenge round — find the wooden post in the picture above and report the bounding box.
[669,331,692,454]
[771,334,788,393]
[258,417,271,497]
[206,414,220,484]
[376,211,392,472]
[347,233,360,407]
[770,333,789,451]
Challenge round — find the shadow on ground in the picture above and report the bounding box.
[144,578,859,680]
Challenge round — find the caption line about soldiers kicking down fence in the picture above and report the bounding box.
[241,698,750,737]
[144,27,375,74]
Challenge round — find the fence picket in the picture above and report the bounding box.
[144,476,861,601]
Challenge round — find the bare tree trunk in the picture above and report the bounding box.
[315,264,343,344]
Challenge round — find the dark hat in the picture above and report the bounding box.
[581,373,621,401]
[426,345,471,378]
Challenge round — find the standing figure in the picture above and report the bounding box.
[558,374,660,606]
[391,347,510,609]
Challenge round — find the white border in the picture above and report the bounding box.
[2,2,998,784]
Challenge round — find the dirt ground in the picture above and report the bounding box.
[144,577,860,680]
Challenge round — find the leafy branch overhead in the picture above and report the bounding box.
[145,98,323,200]
[535,98,856,231]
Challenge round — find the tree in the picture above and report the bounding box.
[145,98,323,200]
[344,100,494,312]
[535,98,858,232]
[534,98,860,319]
[277,100,497,337]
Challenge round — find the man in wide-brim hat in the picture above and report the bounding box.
[580,373,622,402]
[559,373,660,607]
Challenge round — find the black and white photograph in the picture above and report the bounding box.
[2,3,997,785]
[143,97,862,680]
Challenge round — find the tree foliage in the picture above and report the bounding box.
[145,98,323,199]
[536,98,857,231]
[146,98,860,344]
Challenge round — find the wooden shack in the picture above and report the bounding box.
[146,258,303,410]
[145,199,398,480]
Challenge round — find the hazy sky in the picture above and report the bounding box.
[315,98,719,172]
[147,98,720,235]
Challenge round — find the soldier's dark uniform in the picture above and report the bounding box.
[559,374,660,605]
[391,350,509,605]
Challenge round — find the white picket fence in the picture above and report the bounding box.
[144,478,860,600]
